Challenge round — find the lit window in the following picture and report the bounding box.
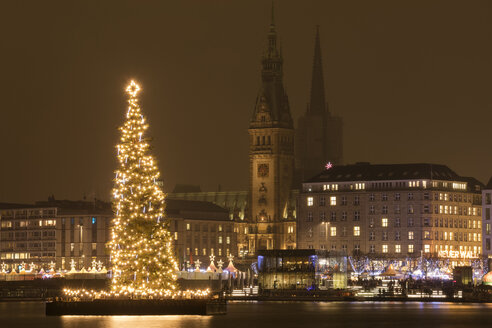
[408,244,414,253]
[307,197,314,206]
[174,232,178,240]
[424,245,430,253]
[382,245,388,253]
[288,226,294,234]
[218,225,223,232]
[186,223,191,231]
[330,227,336,237]
[194,248,198,256]
[354,226,360,236]
[382,218,388,227]
[218,236,223,244]
[408,231,414,240]
[218,248,222,256]
[330,196,337,206]
[202,248,207,256]
[92,217,97,224]
[395,245,401,253]
[226,236,230,244]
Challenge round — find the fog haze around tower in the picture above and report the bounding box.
[1,0,492,203]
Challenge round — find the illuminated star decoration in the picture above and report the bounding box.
[126,80,141,97]
[325,162,333,170]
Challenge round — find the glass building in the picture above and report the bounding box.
[257,249,347,290]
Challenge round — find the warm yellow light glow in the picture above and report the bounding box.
[109,80,179,295]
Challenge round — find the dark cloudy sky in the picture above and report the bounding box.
[1,1,491,203]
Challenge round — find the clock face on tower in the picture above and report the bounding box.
[257,164,269,178]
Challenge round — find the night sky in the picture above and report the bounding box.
[1,1,492,203]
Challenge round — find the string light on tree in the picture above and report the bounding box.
[109,80,179,295]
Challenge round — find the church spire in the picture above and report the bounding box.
[308,25,326,115]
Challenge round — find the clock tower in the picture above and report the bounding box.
[248,9,295,253]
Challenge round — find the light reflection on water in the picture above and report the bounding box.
[60,315,212,328]
[2,301,492,328]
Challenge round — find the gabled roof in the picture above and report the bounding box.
[486,176,492,189]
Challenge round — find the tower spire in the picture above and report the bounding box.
[271,1,275,26]
[251,3,291,128]
[308,25,326,115]
[266,2,278,59]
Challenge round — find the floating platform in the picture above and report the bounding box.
[45,299,226,316]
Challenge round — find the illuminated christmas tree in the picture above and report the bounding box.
[110,80,178,295]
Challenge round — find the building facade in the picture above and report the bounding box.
[295,27,343,184]
[0,200,112,271]
[297,163,483,265]
[0,198,235,272]
[482,177,492,259]
[247,11,296,254]
[165,199,237,269]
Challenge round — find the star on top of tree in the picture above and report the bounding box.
[126,80,141,98]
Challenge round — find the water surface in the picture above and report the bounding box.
[2,301,492,328]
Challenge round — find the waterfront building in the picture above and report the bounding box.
[165,199,237,268]
[0,198,235,271]
[295,27,343,185]
[0,199,111,271]
[257,249,347,291]
[482,177,492,259]
[167,190,298,258]
[297,163,484,266]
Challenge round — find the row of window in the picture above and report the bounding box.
[315,180,468,193]
[185,223,231,232]
[175,233,232,245]
[1,230,56,240]
[306,226,361,238]
[307,192,477,207]
[185,247,230,257]
[1,242,55,249]
[0,209,56,218]
[306,211,480,225]
[0,219,56,229]
[311,244,480,255]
